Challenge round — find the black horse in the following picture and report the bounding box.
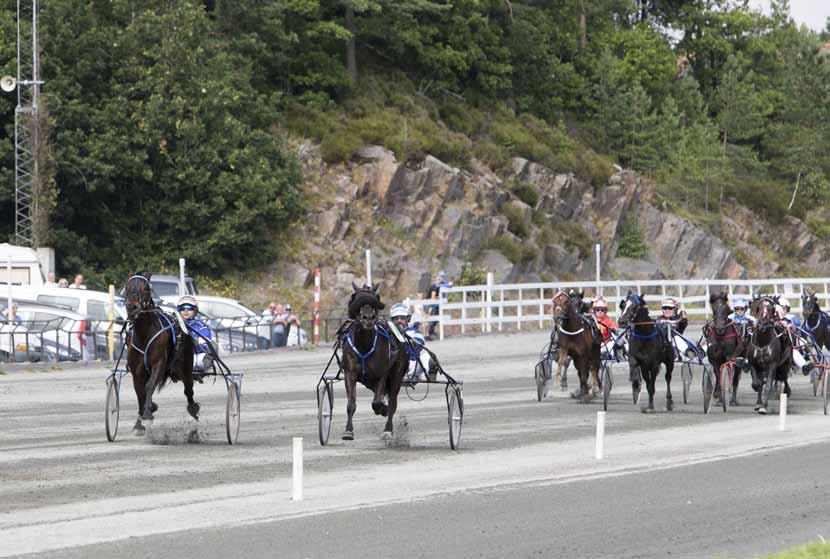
[704,292,745,406]
[618,292,675,412]
[124,273,200,435]
[551,290,601,402]
[340,283,408,440]
[802,289,830,351]
[744,295,792,415]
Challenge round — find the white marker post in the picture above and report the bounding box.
[779,393,788,432]
[292,437,303,501]
[365,249,372,286]
[178,258,186,296]
[595,411,606,459]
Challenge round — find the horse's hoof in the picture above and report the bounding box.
[381,431,393,441]
[730,397,739,407]
[151,402,158,413]
[559,384,568,392]
[754,403,762,411]
[570,390,581,399]
[371,401,386,416]
[342,431,354,441]
[141,416,154,425]
[641,407,655,414]
[187,402,201,420]
[666,399,674,412]
[757,407,767,415]
[133,426,146,436]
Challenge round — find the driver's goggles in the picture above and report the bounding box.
[177,304,197,312]
[593,307,607,312]
[661,306,676,311]
[734,307,746,311]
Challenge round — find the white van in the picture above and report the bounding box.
[1,284,127,325]
[0,243,45,286]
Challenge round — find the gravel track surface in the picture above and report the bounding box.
[2,328,829,558]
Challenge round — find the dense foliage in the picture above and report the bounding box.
[0,0,829,281]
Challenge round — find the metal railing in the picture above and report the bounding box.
[0,319,126,363]
[432,277,830,340]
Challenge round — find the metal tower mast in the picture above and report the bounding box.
[13,0,43,247]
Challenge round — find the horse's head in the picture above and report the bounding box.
[802,289,819,317]
[551,290,573,323]
[618,291,647,327]
[349,282,384,327]
[751,295,776,329]
[710,291,731,333]
[124,272,153,320]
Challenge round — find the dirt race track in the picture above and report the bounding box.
[2,328,830,558]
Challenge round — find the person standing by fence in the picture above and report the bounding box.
[427,271,452,340]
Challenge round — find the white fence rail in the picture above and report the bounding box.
[425,277,830,341]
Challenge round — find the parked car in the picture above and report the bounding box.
[156,301,263,355]
[144,274,197,298]
[0,300,89,361]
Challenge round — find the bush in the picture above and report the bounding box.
[458,261,488,286]
[320,130,362,163]
[511,180,539,207]
[501,204,530,239]
[487,235,537,264]
[617,221,648,259]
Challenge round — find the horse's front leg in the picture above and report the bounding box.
[555,351,568,391]
[372,373,388,417]
[343,372,357,440]
[644,366,657,412]
[383,361,404,437]
[182,370,200,420]
[664,359,674,411]
[131,362,149,435]
[142,363,165,423]
[731,363,742,406]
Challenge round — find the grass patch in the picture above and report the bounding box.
[510,180,539,207]
[763,542,830,558]
[550,221,593,257]
[501,203,531,239]
[486,235,537,264]
[806,215,830,240]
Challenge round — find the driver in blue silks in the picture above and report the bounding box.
[177,295,214,372]
[390,302,432,382]
[777,297,814,375]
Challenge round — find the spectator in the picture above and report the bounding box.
[69,274,87,290]
[411,292,425,331]
[45,272,57,287]
[426,271,452,340]
[269,303,300,347]
[263,302,278,317]
[2,303,21,323]
[58,278,69,288]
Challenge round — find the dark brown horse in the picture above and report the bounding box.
[801,289,830,350]
[618,292,675,412]
[551,290,601,402]
[124,273,199,435]
[704,292,745,406]
[745,295,792,415]
[340,284,408,440]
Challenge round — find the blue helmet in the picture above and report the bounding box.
[733,296,747,309]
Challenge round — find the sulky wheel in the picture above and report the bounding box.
[823,369,829,416]
[318,382,334,446]
[535,359,551,402]
[719,364,732,413]
[448,387,463,450]
[702,365,715,414]
[811,367,819,397]
[601,363,612,412]
[681,363,692,405]
[225,381,241,445]
[105,375,120,442]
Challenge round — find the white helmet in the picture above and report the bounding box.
[661,298,677,309]
[177,295,197,310]
[732,296,747,309]
[779,297,791,309]
[390,303,410,319]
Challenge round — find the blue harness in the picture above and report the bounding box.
[805,311,827,333]
[630,328,660,340]
[130,310,178,371]
[342,323,392,384]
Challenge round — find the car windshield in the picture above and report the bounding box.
[151,282,181,297]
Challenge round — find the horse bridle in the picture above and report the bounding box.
[125,275,155,319]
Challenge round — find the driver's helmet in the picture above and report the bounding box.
[390,303,410,321]
[733,296,747,310]
[177,295,198,313]
[592,296,608,311]
[661,298,678,312]
[779,297,791,310]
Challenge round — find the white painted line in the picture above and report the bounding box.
[595,411,605,459]
[292,437,303,501]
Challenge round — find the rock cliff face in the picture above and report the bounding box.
[279,142,830,306]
